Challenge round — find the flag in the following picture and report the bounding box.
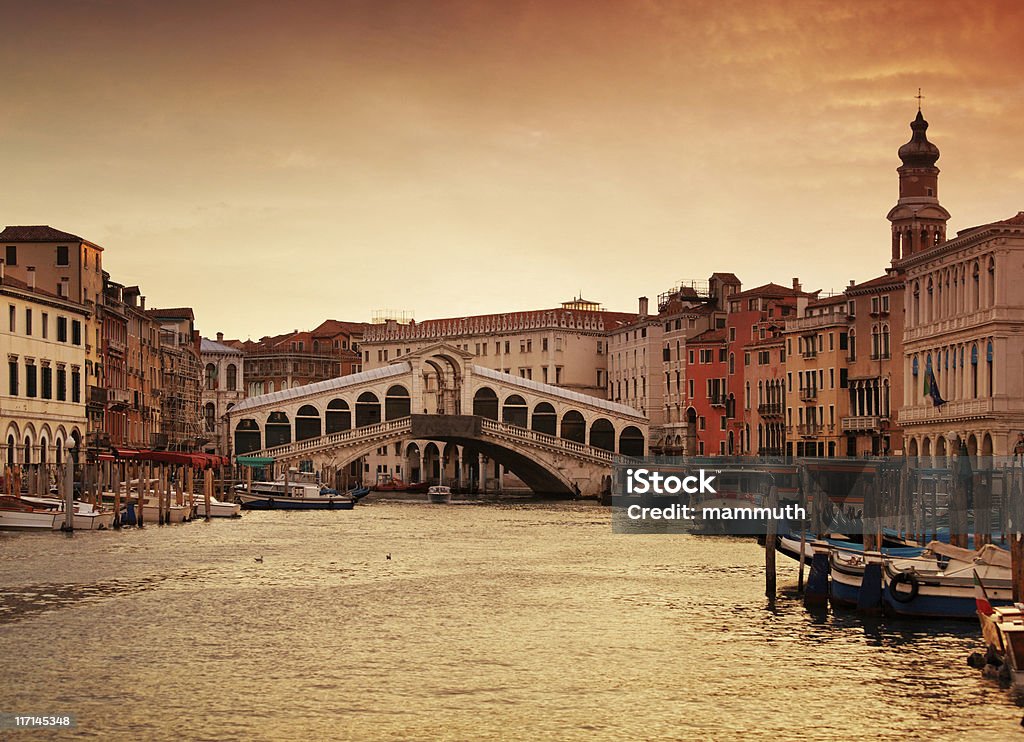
[924,365,945,407]
[973,570,994,617]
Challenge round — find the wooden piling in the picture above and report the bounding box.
[204,466,212,522]
[113,462,122,529]
[765,484,777,601]
[62,450,75,532]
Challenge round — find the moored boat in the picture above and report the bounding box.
[977,598,1024,688]
[0,495,62,531]
[427,485,452,504]
[19,496,117,530]
[192,493,242,518]
[236,470,365,510]
[882,542,1013,619]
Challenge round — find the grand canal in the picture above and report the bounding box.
[0,500,1019,740]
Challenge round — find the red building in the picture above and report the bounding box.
[684,329,729,456]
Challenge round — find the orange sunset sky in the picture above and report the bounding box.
[3,0,1023,339]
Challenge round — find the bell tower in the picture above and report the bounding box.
[887,105,951,263]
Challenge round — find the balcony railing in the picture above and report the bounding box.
[757,403,784,418]
[88,386,108,406]
[802,349,818,359]
[799,387,818,401]
[798,423,823,437]
[869,352,891,361]
[107,388,131,406]
[709,394,726,407]
[899,398,994,423]
[841,415,883,432]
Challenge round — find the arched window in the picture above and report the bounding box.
[986,341,994,396]
[501,395,528,428]
[326,399,351,433]
[970,344,979,398]
[619,426,645,457]
[472,387,498,420]
[204,402,216,432]
[385,385,410,420]
[561,411,586,444]
[531,402,557,436]
[881,324,890,358]
[848,328,856,361]
[265,411,291,448]
[972,261,981,309]
[205,363,217,390]
[295,404,321,440]
[912,282,920,326]
[589,418,615,452]
[226,364,237,391]
[355,392,381,428]
[234,419,261,454]
[988,256,996,306]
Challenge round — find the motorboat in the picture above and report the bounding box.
[427,485,452,504]
[881,542,1013,619]
[0,495,62,531]
[19,496,117,530]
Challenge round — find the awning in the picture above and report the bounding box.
[236,455,275,467]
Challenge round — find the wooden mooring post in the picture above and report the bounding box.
[765,484,778,601]
[204,467,212,522]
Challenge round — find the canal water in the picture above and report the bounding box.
[0,500,1019,740]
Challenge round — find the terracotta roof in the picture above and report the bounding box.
[807,294,846,307]
[689,328,727,344]
[846,273,903,293]
[0,225,87,243]
[710,272,741,283]
[731,282,811,299]
[147,307,195,320]
[1,275,75,304]
[311,319,369,337]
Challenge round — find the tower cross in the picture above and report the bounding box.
[915,88,924,112]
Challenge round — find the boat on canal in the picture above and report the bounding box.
[881,542,1013,619]
[427,485,452,504]
[977,598,1024,688]
[192,493,242,518]
[0,495,62,531]
[19,496,117,530]
[236,470,369,510]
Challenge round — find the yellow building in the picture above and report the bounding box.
[1,269,89,470]
[783,295,849,457]
[1,225,106,448]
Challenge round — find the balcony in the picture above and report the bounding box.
[88,385,108,406]
[799,387,818,401]
[801,349,818,359]
[107,388,131,408]
[709,394,726,407]
[899,398,994,424]
[869,352,891,361]
[841,415,884,432]
[757,403,784,418]
[798,423,823,437]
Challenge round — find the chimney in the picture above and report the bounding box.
[217,332,224,342]
[791,277,801,293]
[27,266,36,291]
[0,260,4,284]
[140,295,146,309]
[849,279,856,288]
[638,296,649,318]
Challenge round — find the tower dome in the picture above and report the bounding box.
[897,110,940,167]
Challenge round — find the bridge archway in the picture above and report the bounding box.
[418,351,465,416]
[473,387,499,420]
[589,418,615,452]
[326,399,351,433]
[234,419,262,454]
[531,402,557,436]
[385,385,411,420]
[620,426,645,457]
[561,410,585,444]
[296,404,321,441]
[266,412,291,448]
[502,394,528,428]
[356,392,381,427]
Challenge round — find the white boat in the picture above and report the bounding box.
[427,485,452,504]
[0,495,62,531]
[19,496,117,530]
[193,493,242,518]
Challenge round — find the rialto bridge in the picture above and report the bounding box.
[226,344,647,497]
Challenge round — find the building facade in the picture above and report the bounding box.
[201,335,246,455]
[1,269,89,470]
